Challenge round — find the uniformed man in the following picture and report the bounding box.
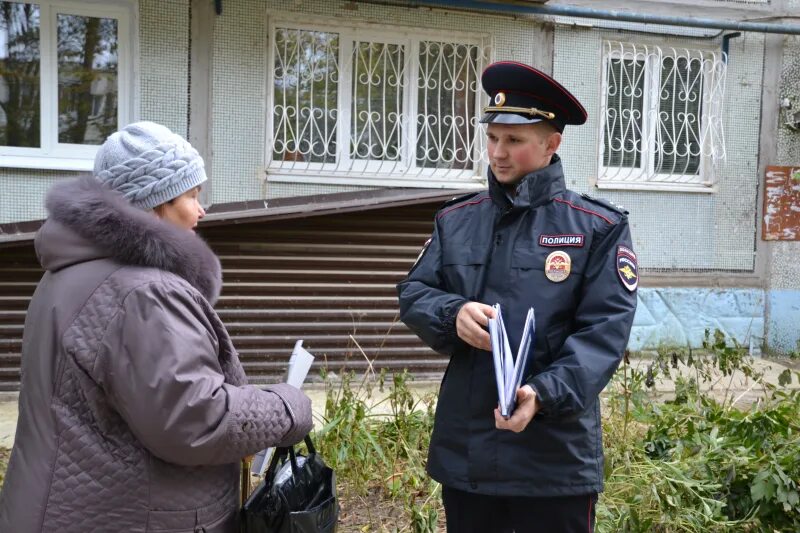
[396,61,639,532]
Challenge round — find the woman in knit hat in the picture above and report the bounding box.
[0,122,313,533]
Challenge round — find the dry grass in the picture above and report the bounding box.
[0,447,9,486]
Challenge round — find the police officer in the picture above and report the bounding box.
[396,61,639,532]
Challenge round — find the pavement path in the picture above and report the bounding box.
[0,385,422,448]
[0,357,796,448]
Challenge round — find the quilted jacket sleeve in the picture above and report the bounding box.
[396,218,469,356]
[98,280,312,466]
[527,218,638,418]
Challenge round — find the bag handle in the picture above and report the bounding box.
[265,434,318,482]
[264,446,290,482]
[304,435,316,455]
[287,446,300,477]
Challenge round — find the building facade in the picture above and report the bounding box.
[1,0,799,376]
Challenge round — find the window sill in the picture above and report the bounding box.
[595,180,715,193]
[266,172,487,190]
[0,155,95,172]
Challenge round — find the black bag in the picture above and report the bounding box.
[241,436,339,533]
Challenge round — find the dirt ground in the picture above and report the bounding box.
[336,488,445,532]
[769,356,800,370]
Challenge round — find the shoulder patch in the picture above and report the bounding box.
[439,191,483,210]
[617,245,638,292]
[411,237,432,270]
[580,193,629,216]
[437,192,491,219]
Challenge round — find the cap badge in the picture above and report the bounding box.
[494,92,506,107]
[544,251,571,282]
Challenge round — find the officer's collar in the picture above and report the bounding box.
[488,154,566,211]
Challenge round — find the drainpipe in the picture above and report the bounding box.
[721,32,742,63]
[404,1,800,35]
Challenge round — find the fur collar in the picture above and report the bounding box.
[44,176,222,304]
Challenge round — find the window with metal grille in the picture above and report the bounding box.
[267,22,490,188]
[598,41,726,192]
[0,0,133,171]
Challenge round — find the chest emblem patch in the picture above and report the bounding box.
[539,234,584,247]
[617,245,638,292]
[544,251,571,282]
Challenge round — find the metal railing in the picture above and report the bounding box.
[598,41,727,190]
[268,26,491,184]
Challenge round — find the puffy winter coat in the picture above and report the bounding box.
[397,156,638,497]
[0,177,312,532]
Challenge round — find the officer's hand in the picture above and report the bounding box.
[495,385,539,433]
[456,302,495,351]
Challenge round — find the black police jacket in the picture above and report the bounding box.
[397,155,638,497]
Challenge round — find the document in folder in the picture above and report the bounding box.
[250,340,315,476]
[488,304,535,419]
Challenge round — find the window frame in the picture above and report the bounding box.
[265,16,490,189]
[596,41,724,193]
[0,0,136,171]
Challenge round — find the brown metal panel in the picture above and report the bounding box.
[0,244,41,390]
[0,202,446,390]
[201,203,446,384]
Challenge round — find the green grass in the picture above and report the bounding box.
[313,330,800,532]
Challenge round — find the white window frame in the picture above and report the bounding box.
[265,17,490,189]
[596,41,726,193]
[0,0,136,171]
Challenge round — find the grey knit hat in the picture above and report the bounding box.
[93,121,207,209]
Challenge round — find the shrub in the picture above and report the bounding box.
[312,329,800,532]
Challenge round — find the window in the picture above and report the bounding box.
[267,21,490,187]
[598,41,726,192]
[0,0,133,171]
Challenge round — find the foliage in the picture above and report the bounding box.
[314,368,442,531]
[0,330,796,532]
[600,330,800,532]
[788,339,800,360]
[313,329,800,532]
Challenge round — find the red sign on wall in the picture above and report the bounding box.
[763,166,800,241]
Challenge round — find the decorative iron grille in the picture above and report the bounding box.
[598,41,727,191]
[268,24,490,184]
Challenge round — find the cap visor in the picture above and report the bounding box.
[479,112,544,125]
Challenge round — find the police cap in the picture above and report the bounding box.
[480,61,587,132]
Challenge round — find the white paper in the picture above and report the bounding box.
[286,340,315,389]
[488,310,506,414]
[250,340,315,476]
[488,305,535,418]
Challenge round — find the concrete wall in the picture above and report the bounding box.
[631,288,764,352]
[767,1,800,354]
[1,0,796,353]
[208,0,554,204]
[549,21,775,352]
[0,0,190,224]
[554,27,764,272]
